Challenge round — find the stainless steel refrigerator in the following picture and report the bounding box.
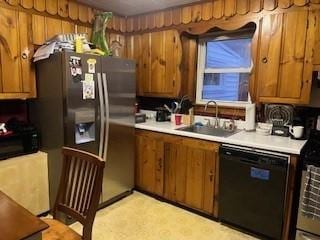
[29,52,135,207]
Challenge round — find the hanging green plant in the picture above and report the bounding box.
[91,12,113,56]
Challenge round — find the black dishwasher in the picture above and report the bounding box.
[219,145,289,240]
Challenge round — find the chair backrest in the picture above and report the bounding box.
[53,147,105,240]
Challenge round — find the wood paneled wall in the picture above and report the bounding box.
[0,0,128,50]
[0,0,126,32]
[125,0,319,33]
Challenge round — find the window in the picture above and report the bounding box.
[196,30,254,105]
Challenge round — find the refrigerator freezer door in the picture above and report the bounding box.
[63,52,102,156]
[100,57,136,203]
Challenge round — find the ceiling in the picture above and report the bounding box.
[78,0,202,16]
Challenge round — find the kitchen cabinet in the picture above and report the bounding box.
[135,130,219,216]
[135,131,164,196]
[0,152,50,215]
[312,10,320,70]
[127,30,182,98]
[164,139,218,215]
[0,8,36,99]
[257,10,315,104]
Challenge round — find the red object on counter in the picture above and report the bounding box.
[175,114,182,125]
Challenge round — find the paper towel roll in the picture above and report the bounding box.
[245,103,256,131]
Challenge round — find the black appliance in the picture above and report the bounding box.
[219,145,290,240]
[296,130,320,240]
[135,113,146,123]
[0,127,39,160]
[155,107,170,122]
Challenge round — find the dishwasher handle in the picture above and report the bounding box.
[220,152,288,170]
[220,146,289,167]
[220,153,260,166]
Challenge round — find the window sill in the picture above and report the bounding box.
[194,104,245,120]
[196,100,249,108]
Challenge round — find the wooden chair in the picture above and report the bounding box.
[42,147,105,240]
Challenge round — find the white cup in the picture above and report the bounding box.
[289,126,304,139]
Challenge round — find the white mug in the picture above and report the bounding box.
[289,126,304,139]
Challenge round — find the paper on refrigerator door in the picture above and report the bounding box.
[83,80,95,100]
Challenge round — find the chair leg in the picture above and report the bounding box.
[83,224,93,240]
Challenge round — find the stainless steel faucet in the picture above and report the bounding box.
[204,100,219,128]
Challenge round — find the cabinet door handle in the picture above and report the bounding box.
[157,158,162,171]
[262,57,268,63]
[21,48,30,60]
[209,170,214,182]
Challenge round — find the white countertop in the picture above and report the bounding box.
[135,120,307,155]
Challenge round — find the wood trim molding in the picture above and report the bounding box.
[0,0,126,32]
[125,2,316,35]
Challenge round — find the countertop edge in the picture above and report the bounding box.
[135,124,305,155]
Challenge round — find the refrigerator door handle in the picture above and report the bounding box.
[102,73,110,160]
[97,73,106,158]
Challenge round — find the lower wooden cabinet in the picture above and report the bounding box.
[135,131,164,196]
[135,130,219,216]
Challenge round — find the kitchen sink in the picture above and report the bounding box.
[176,125,240,138]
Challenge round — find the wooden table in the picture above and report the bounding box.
[0,191,48,240]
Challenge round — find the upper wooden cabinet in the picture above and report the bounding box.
[127,30,182,98]
[0,8,36,99]
[257,10,315,105]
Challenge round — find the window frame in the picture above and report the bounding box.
[196,34,253,107]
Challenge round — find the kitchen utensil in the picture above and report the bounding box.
[0,123,7,134]
[256,127,272,136]
[171,102,179,113]
[290,126,304,139]
[256,123,272,136]
[156,107,170,122]
[164,104,173,113]
[180,99,193,114]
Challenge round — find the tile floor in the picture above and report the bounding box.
[71,191,259,240]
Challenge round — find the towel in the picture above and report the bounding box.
[301,165,320,220]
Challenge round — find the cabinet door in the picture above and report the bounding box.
[135,133,164,196]
[127,30,181,98]
[164,139,218,215]
[149,30,181,97]
[0,8,21,94]
[185,148,216,214]
[150,31,166,94]
[257,10,314,104]
[257,13,283,98]
[164,143,188,203]
[0,9,36,99]
[19,12,36,98]
[126,33,151,96]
